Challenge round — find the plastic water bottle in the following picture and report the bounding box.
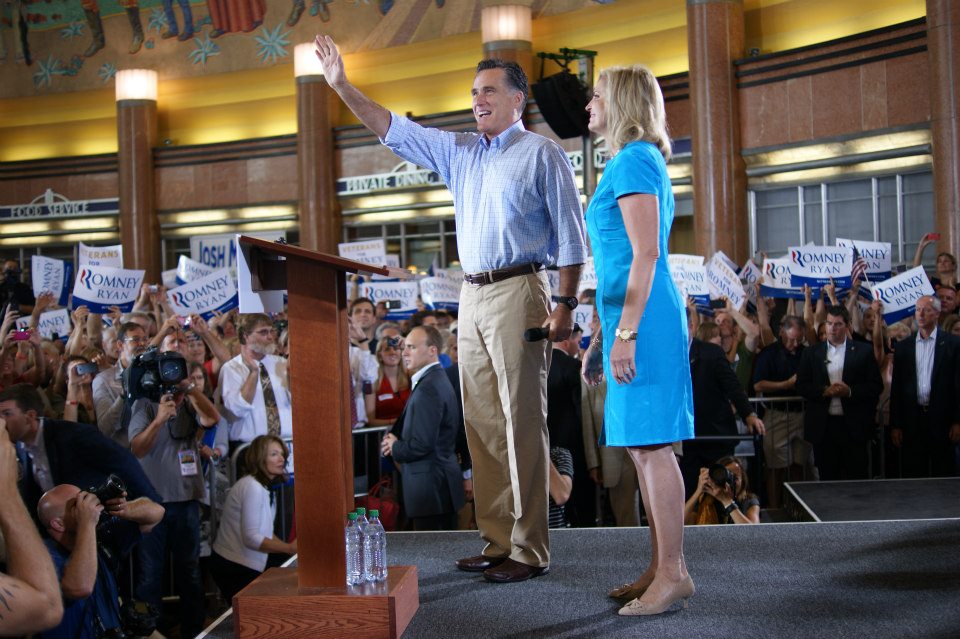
[344,512,364,586]
[355,507,370,579]
[364,509,388,582]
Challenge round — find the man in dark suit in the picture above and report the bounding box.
[0,383,159,519]
[682,338,764,499]
[381,326,464,531]
[890,295,960,477]
[797,306,883,480]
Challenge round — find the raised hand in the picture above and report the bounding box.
[314,34,346,88]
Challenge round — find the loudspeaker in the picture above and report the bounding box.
[531,72,590,139]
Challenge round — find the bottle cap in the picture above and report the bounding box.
[347,512,358,520]
[356,507,366,515]
[370,510,379,517]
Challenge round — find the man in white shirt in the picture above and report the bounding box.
[217,314,292,458]
[797,305,882,480]
[890,295,960,477]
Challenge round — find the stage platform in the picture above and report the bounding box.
[199,517,960,639]
[784,478,960,522]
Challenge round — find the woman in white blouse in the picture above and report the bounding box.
[210,435,297,601]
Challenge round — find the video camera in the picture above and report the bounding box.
[123,346,188,403]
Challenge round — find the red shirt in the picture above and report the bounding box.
[374,375,410,421]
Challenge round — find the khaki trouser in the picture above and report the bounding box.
[458,271,551,568]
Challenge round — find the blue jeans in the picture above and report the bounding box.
[136,500,205,639]
[162,0,193,35]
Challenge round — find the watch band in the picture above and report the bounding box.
[557,296,578,310]
[724,501,738,515]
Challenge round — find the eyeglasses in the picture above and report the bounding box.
[252,327,277,336]
[124,336,148,345]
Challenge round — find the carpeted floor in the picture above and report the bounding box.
[202,519,960,639]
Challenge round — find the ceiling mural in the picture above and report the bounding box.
[0,0,612,97]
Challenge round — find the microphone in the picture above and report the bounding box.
[523,323,583,342]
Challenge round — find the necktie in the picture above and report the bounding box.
[259,363,281,437]
[349,374,359,428]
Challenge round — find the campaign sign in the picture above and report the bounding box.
[739,259,763,307]
[760,257,805,300]
[72,265,144,313]
[836,238,892,279]
[668,254,710,310]
[359,281,420,320]
[167,268,239,320]
[161,268,179,289]
[78,242,123,268]
[788,245,853,288]
[547,270,561,298]
[707,253,746,309]
[31,255,72,306]
[16,308,71,340]
[871,266,935,323]
[419,276,462,311]
[176,255,215,284]
[371,254,401,281]
[338,239,387,268]
[572,303,594,337]
[191,232,286,273]
[578,257,598,293]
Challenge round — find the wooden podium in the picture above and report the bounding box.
[232,236,418,639]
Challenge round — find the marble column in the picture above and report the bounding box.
[296,76,339,254]
[117,99,160,282]
[481,4,533,93]
[687,0,748,263]
[927,0,960,259]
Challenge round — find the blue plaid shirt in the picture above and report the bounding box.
[383,114,587,274]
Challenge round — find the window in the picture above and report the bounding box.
[751,170,933,265]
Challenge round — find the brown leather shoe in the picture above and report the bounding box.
[456,554,508,573]
[483,558,549,583]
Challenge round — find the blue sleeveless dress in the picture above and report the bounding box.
[585,140,694,446]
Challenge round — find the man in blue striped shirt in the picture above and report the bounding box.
[316,35,586,583]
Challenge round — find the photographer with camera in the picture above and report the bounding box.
[683,456,760,525]
[37,482,164,639]
[93,322,150,448]
[128,339,219,639]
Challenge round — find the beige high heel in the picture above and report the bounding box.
[617,575,695,616]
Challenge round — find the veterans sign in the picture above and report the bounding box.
[870,266,935,323]
[78,242,123,268]
[31,255,72,306]
[338,239,387,269]
[707,253,746,310]
[167,268,239,319]
[72,265,144,313]
[668,254,710,310]
[789,245,853,288]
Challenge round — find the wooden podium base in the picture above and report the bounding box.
[233,565,419,639]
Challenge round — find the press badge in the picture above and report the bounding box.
[178,449,199,476]
[378,393,394,401]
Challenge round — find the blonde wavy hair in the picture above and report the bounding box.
[598,64,671,161]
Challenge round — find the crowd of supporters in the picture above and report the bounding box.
[0,244,957,637]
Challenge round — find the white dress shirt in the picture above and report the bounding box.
[212,475,276,572]
[915,326,938,406]
[826,340,846,416]
[217,354,293,443]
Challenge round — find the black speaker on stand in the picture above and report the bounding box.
[531,71,590,139]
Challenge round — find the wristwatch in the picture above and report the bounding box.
[557,296,579,311]
[724,502,738,516]
[615,328,638,342]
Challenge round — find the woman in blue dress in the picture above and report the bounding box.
[581,64,695,616]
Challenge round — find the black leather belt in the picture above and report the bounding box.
[463,262,543,286]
